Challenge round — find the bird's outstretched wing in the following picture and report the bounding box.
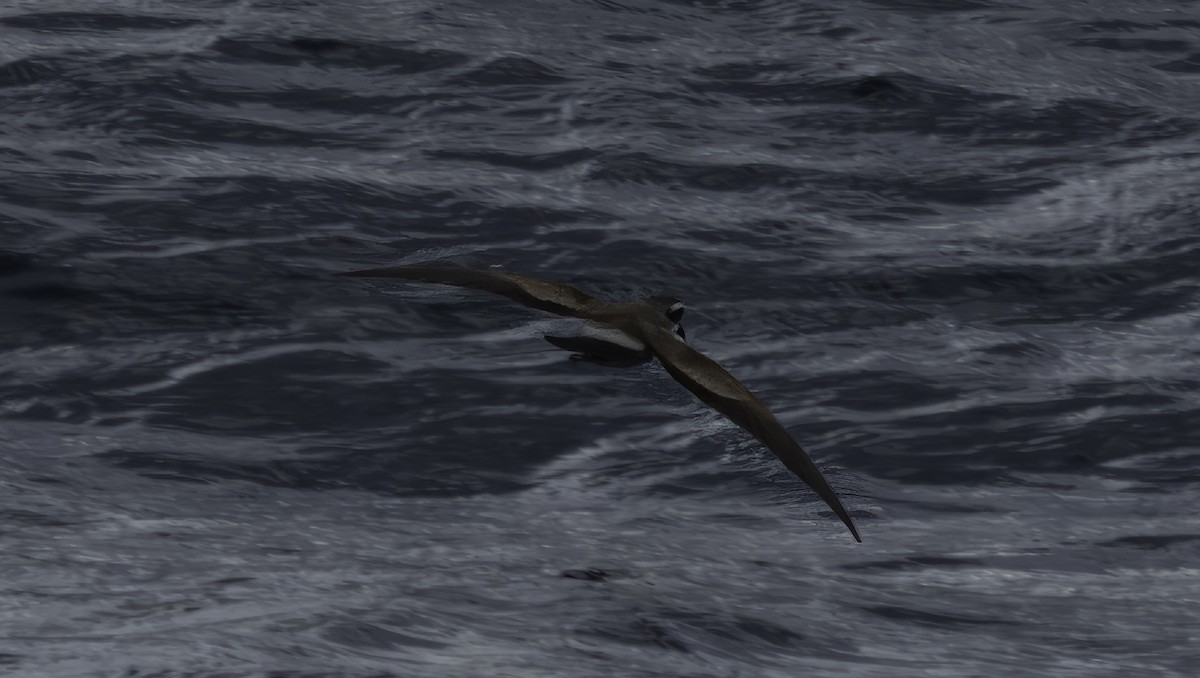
[338,264,603,318]
[640,322,862,542]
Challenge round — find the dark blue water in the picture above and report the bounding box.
[3,1,1199,676]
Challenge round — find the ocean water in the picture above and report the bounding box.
[2,1,1199,676]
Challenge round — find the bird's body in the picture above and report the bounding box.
[338,263,862,542]
[545,321,654,367]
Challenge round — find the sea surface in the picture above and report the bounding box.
[2,1,1199,676]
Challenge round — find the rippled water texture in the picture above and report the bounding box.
[3,1,1199,676]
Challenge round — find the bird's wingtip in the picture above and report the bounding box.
[845,517,863,543]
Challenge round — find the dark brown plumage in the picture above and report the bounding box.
[338,263,862,542]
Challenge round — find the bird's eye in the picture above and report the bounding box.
[666,302,685,323]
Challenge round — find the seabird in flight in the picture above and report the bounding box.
[338,263,862,542]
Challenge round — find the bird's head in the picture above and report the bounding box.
[647,296,686,341]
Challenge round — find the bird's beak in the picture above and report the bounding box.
[674,325,686,341]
